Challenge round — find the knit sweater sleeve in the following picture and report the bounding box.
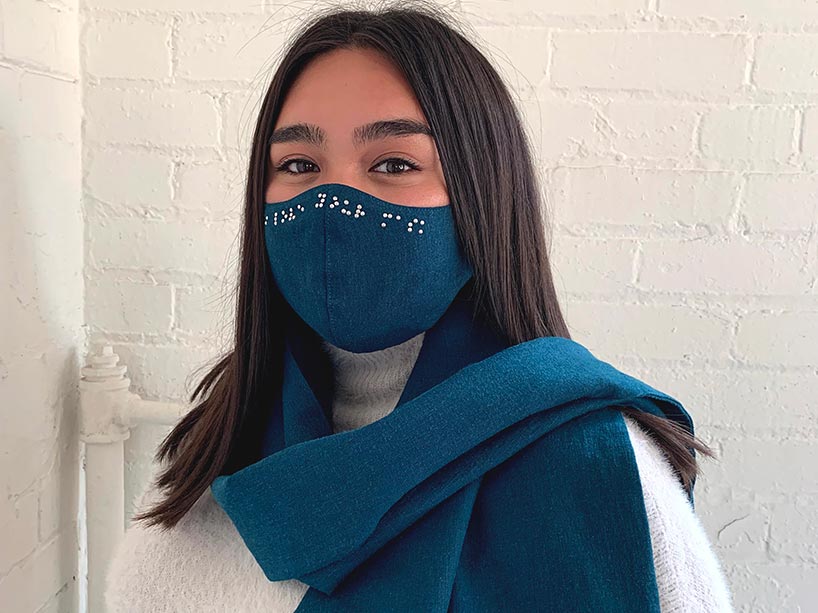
[103,477,310,613]
[103,480,172,613]
[622,415,735,613]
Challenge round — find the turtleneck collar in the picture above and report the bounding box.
[321,332,425,433]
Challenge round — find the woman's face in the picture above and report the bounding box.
[265,47,448,208]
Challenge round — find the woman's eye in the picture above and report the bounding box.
[372,158,420,174]
[276,159,318,175]
[275,157,419,175]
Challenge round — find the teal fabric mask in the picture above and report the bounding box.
[261,183,474,353]
[210,184,697,612]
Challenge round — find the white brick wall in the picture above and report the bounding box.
[3,0,817,610]
[0,0,83,611]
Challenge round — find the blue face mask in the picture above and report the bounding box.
[263,183,475,353]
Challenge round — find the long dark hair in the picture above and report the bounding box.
[133,2,715,529]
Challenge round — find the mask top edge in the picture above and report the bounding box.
[263,182,450,211]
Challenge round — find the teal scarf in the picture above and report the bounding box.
[210,281,695,612]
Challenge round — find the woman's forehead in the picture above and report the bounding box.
[275,48,426,134]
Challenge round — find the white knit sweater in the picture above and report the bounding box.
[105,332,735,612]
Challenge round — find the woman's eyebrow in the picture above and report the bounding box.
[268,119,433,148]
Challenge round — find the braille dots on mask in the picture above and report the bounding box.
[266,192,427,235]
[264,201,306,226]
[379,213,425,234]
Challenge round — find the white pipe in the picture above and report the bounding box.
[122,397,190,427]
[78,344,189,612]
[79,344,130,613]
[84,440,125,613]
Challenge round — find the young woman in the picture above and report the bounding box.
[105,4,734,612]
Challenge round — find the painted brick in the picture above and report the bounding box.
[86,278,173,334]
[551,237,636,293]
[742,173,818,232]
[0,0,78,74]
[638,238,811,294]
[565,301,733,361]
[553,166,737,226]
[521,99,599,161]
[86,18,171,79]
[86,148,173,207]
[700,106,797,160]
[0,492,38,575]
[604,101,698,159]
[88,217,237,273]
[659,0,818,26]
[222,90,259,152]
[176,18,281,81]
[84,0,264,11]
[551,31,746,93]
[735,311,818,367]
[755,35,818,93]
[175,157,245,216]
[797,106,818,157]
[84,87,219,146]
